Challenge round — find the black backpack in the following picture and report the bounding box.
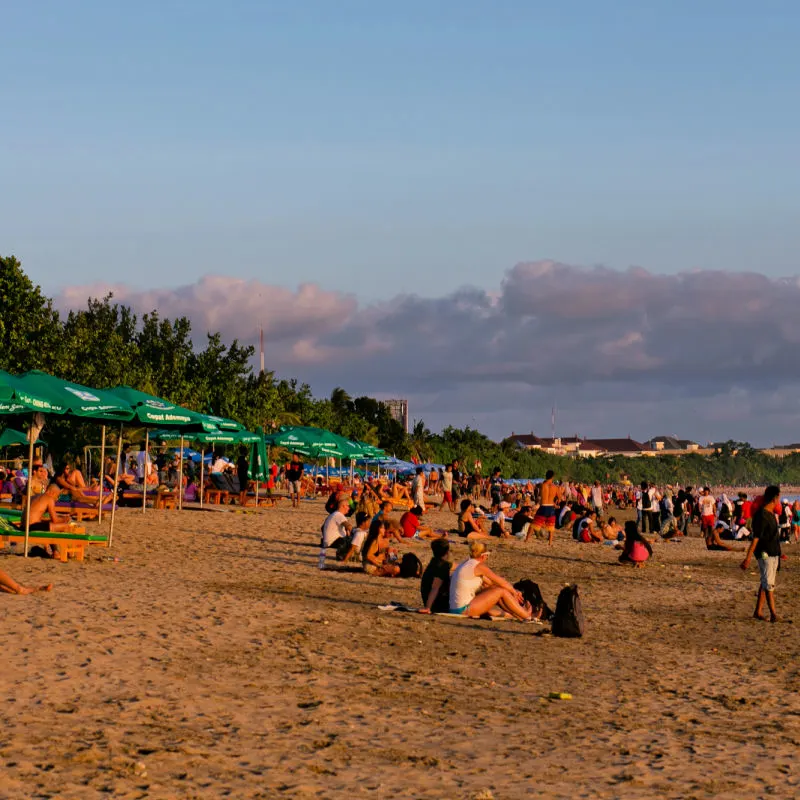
[552,585,585,638]
[399,552,423,578]
[513,579,554,621]
[641,490,651,510]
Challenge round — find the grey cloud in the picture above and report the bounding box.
[55,261,800,444]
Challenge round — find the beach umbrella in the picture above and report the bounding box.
[107,386,213,429]
[0,370,136,553]
[263,425,343,457]
[0,428,45,448]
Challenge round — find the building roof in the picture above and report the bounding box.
[507,433,545,447]
[589,437,646,453]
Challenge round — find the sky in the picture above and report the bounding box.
[4,1,800,445]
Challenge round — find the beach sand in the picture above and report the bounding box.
[1,499,799,799]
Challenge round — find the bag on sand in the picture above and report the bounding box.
[399,552,423,578]
[513,579,554,622]
[552,584,585,638]
[334,536,353,561]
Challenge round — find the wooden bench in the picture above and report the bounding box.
[154,492,178,510]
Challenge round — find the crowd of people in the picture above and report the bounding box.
[311,458,791,623]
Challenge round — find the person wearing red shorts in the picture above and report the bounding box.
[698,487,716,535]
[528,470,562,546]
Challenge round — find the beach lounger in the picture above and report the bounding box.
[0,523,108,562]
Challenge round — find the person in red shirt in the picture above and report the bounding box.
[399,506,441,539]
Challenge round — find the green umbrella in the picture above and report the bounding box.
[264,425,344,457]
[0,428,45,448]
[151,429,259,445]
[0,372,49,415]
[2,371,134,420]
[107,386,215,429]
[250,426,269,483]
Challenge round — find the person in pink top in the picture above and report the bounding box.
[618,521,653,568]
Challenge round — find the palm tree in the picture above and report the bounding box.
[409,419,434,463]
[330,387,352,413]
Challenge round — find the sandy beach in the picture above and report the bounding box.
[1,499,799,799]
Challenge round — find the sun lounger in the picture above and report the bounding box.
[0,525,108,562]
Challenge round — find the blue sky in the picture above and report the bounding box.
[3,0,799,301]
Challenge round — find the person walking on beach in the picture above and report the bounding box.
[411,467,426,511]
[741,485,782,623]
[286,454,304,508]
[698,487,717,538]
[590,480,604,517]
[440,465,455,512]
[528,470,562,545]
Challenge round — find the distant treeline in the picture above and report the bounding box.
[2,255,798,486]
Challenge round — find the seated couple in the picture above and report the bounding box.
[574,513,623,543]
[420,540,537,621]
[321,503,400,576]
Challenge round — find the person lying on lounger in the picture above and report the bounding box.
[53,462,107,506]
[0,568,52,595]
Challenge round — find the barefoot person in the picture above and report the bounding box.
[449,541,533,620]
[528,470,562,545]
[0,568,52,595]
[741,485,782,623]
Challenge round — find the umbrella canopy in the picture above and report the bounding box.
[0,428,45,448]
[250,426,269,482]
[263,425,343,457]
[107,386,243,432]
[150,428,260,445]
[1,370,134,421]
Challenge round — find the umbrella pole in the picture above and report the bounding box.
[142,429,149,514]
[199,448,204,508]
[109,425,123,546]
[178,435,184,510]
[23,414,35,559]
[98,425,106,524]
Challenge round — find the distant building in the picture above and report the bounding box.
[644,436,701,453]
[507,433,645,458]
[384,398,409,433]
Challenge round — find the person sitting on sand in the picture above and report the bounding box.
[449,541,534,620]
[575,511,603,543]
[418,538,452,614]
[399,506,439,539]
[489,501,512,538]
[618,521,653,567]
[0,567,52,595]
[705,523,743,552]
[321,499,353,550]
[600,516,623,541]
[457,499,488,540]
[512,504,536,539]
[361,520,401,577]
[337,511,371,564]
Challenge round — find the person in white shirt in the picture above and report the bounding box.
[698,487,717,535]
[637,481,657,533]
[590,481,604,516]
[411,467,426,511]
[321,500,353,548]
[336,511,370,564]
[448,541,534,620]
[136,443,153,483]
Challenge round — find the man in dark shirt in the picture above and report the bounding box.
[741,485,781,622]
[285,454,304,508]
[418,538,452,614]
